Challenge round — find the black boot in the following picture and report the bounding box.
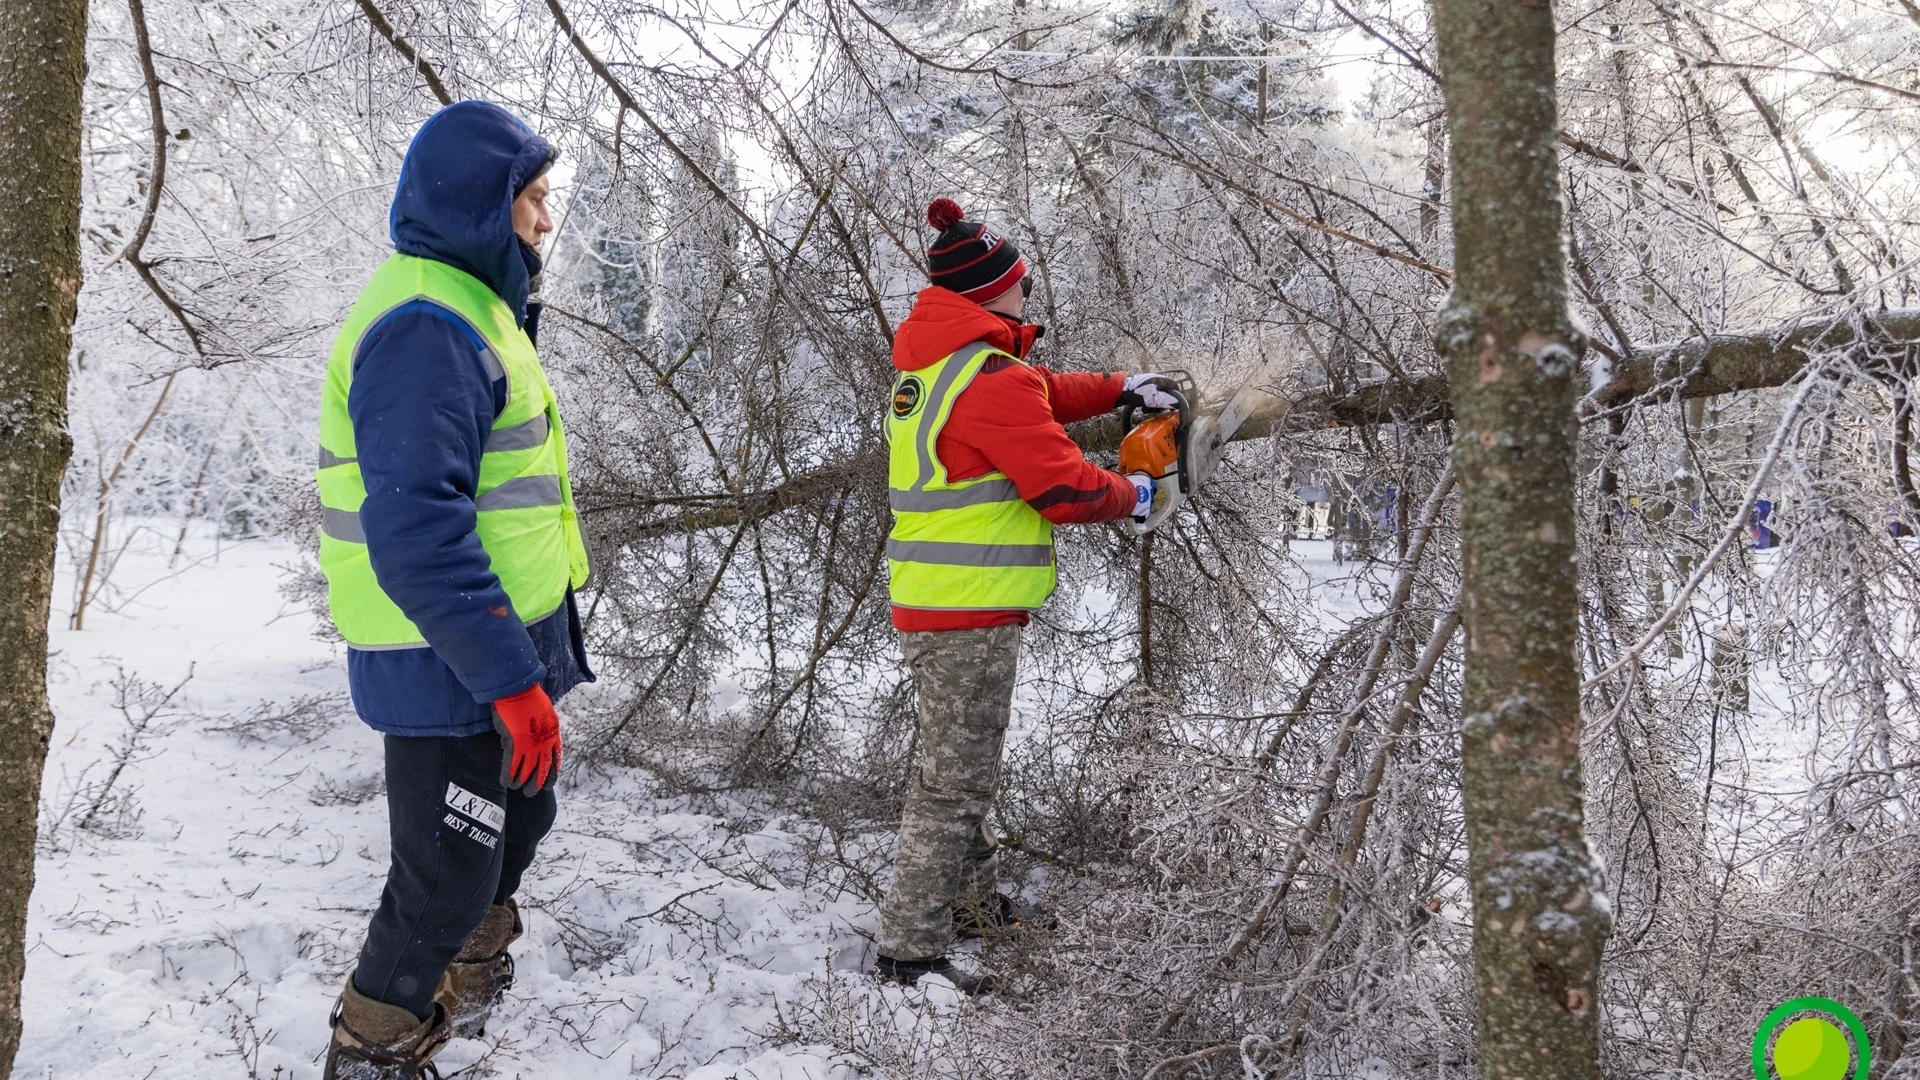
[952,893,1023,940]
[873,954,997,997]
[435,898,522,1038]
[323,977,451,1079]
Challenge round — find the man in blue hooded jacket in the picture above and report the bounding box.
[315,100,593,1079]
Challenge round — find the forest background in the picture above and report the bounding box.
[4,0,1919,1074]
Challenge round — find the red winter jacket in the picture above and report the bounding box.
[890,287,1136,631]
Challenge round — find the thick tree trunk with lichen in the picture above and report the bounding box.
[1429,0,1612,1075]
[0,0,86,1069]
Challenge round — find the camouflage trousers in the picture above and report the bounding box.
[876,623,1022,961]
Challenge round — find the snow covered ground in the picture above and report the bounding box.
[15,526,1390,1079]
[17,522,1815,1078]
[16,531,935,1079]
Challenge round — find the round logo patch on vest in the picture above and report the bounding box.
[893,375,925,419]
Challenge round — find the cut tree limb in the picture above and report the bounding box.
[580,448,885,543]
[586,308,1920,543]
[1582,308,1920,410]
[1228,307,1920,438]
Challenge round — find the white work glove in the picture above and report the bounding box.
[1118,373,1181,412]
[1127,473,1156,521]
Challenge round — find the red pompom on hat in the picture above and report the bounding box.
[926,197,966,230]
[924,196,1025,304]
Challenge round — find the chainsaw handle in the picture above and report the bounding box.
[1149,390,1193,496]
[1120,397,1168,438]
[1171,393,1193,495]
[1119,380,1190,440]
[1127,491,1180,535]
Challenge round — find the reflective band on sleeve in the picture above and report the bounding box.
[485,412,550,452]
[318,447,357,469]
[886,538,1055,567]
[322,508,366,543]
[888,479,1021,512]
[474,473,563,511]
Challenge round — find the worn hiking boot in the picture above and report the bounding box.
[323,978,451,1080]
[873,954,998,997]
[435,898,523,1038]
[952,893,1022,940]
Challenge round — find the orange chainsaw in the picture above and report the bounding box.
[1118,378,1193,535]
[1116,359,1282,535]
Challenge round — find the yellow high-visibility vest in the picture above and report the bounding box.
[886,343,1056,612]
[315,254,589,649]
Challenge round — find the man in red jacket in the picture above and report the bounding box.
[874,198,1176,993]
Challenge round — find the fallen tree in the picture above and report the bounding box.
[580,307,1920,544]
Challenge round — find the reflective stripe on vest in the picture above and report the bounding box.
[315,254,591,649]
[885,343,1057,612]
[887,478,1020,512]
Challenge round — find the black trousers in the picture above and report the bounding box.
[352,730,556,1018]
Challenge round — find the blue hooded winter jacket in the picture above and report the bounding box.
[344,100,593,737]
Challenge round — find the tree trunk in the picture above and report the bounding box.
[1429,0,1612,1074]
[0,0,86,1069]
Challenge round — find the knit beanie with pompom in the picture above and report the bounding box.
[924,198,1027,304]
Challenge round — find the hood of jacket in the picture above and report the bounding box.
[892,286,1041,372]
[389,100,555,327]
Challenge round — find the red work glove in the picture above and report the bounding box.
[492,684,561,795]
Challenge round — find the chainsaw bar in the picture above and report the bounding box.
[1189,359,1278,487]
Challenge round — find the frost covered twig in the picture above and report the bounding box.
[41,667,192,850]
[1584,351,1828,692]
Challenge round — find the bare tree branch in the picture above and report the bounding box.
[107,0,204,358]
[351,0,453,107]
